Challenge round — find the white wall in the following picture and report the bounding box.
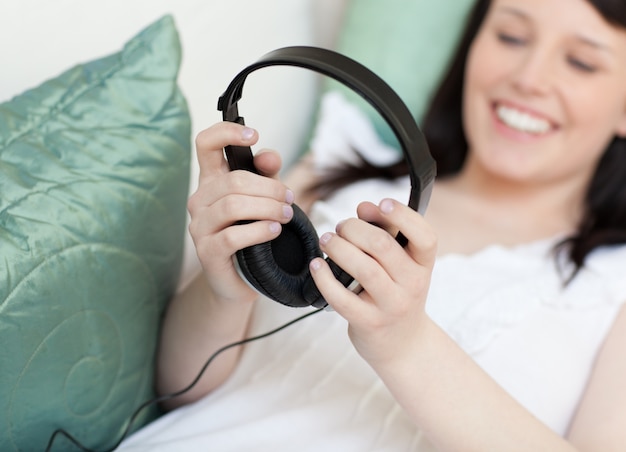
[1,1,321,156]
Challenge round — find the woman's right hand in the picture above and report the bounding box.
[187,121,296,305]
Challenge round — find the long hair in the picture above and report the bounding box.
[312,0,626,277]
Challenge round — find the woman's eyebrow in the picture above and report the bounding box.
[494,6,530,21]
[495,5,614,55]
[575,34,614,55]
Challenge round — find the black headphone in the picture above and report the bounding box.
[218,46,435,309]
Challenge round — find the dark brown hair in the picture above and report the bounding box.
[311,0,626,277]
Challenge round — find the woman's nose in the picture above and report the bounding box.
[511,48,554,96]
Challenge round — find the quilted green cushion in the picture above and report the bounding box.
[0,15,191,451]
[327,0,476,150]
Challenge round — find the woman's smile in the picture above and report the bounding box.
[494,102,554,135]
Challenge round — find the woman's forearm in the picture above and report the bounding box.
[156,273,255,410]
[376,318,577,452]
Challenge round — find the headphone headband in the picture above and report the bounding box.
[217,46,435,215]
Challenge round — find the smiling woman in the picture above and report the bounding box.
[462,0,626,195]
[121,0,626,451]
[420,0,626,266]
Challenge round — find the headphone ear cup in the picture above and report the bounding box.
[236,204,323,307]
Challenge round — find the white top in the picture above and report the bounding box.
[120,92,626,451]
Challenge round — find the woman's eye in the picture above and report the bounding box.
[567,56,598,73]
[497,32,526,46]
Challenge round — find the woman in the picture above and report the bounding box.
[142,0,626,450]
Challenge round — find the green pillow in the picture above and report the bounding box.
[326,0,476,150]
[0,15,191,451]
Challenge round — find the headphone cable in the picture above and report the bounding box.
[45,307,325,452]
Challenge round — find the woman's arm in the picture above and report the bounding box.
[156,272,255,410]
[156,128,322,410]
[309,198,626,451]
[372,315,578,452]
[383,305,626,452]
[567,304,626,450]
[156,123,300,410]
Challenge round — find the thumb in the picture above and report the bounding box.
[254,149,283,179]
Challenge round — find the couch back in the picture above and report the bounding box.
[324,0,476,150]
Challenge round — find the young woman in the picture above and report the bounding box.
[130,0,626,450]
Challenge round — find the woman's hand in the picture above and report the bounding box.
[158,122,297,406]
[308,198,438,368]
[308,200,581,452]
[187,121,296,305]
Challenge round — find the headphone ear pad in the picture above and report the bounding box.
[236,204,323,307]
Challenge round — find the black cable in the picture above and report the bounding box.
[45,307,325,452]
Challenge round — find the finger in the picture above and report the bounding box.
[188,170,294,219]
[334,217,416,286]
[195,122,258,177]
[253,149,282,179]
[194,220,283,300]
[189,193,294,239]
[309,257,376,320]
[318,230,396,307]
[358,198,438,269]
[195,220,283,267]
[331,218,433,310]
[355,201,397,235]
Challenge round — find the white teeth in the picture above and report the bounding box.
[497,105,551,134]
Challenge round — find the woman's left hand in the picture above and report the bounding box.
[310,199,585,452]
[309,198,438,368]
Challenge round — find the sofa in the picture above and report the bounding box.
[0,1,474,450]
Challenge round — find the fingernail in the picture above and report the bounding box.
[285,189,295,204]
[283,205,293,220]
[380,198,394,214]
[310,258,322,272]
[241,127,255,141]
[319,232,332,246]
[269,222,281,234]
[335,219,346,233]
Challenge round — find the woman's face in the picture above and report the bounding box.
[462,0,626,188]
